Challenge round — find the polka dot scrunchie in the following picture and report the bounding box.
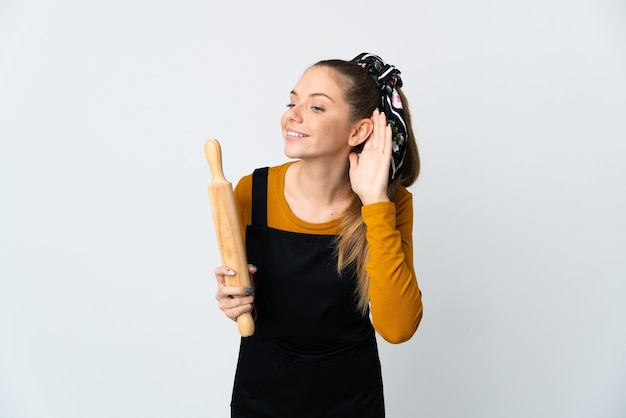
[352,52,408,182]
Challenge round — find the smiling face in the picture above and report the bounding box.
[281,66,360,162]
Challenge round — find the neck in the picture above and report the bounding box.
[297,160,351,200]
[285,160,354,222]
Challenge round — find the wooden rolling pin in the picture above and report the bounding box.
[204,139,254,337]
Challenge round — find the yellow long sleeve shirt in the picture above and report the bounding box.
[234,162,422,343]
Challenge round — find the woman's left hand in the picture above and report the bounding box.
[348,109,392,205]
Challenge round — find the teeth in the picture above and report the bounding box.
[287,131,307,137]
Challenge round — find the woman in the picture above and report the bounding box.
[214,53,423,417]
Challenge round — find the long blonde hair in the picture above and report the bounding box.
[313,59,420,315]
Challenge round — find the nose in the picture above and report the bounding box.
[285,104,303,123]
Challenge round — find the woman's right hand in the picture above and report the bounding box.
[214,265,256,322]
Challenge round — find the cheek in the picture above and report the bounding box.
[327,119,353,139]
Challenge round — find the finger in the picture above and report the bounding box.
[223,302,254,322]
[369,110,386,151]
[217,285,254,300]
[377,111,388,152]
[367,109,381,150]
[215,265,237,289]
[218,294,255,322]
[218,293,254,308]
[215,265,235,278]
[384,122,393,154]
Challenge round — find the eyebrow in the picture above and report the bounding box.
[290,90,335,103]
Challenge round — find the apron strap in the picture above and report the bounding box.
[251,167,269,227]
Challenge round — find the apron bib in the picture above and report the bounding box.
[230,168,385,418]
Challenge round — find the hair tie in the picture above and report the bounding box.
[352,53,408,182]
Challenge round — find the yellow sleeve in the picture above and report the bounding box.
[363,187,423,343]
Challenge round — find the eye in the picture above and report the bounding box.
[286,103,295,109]
[311,106,325,113]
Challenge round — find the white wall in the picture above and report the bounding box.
[1,1,624,417]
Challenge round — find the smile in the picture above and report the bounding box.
[286,130,308,138]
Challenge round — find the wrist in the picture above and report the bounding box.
[360,195,390,205]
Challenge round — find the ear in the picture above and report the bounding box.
[348,118,374,147]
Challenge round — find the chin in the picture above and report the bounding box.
[283,143,303,159]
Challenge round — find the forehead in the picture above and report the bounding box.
[292,66,345,98]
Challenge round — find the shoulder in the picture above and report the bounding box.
[234,162,293,200]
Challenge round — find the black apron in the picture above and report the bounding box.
[230,168,385,418]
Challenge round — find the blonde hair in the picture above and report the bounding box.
[314,60,420,314]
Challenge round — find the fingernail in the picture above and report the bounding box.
[245,287,253,294]
[226,269,235,275]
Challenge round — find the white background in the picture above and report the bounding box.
[1,1,625,417]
